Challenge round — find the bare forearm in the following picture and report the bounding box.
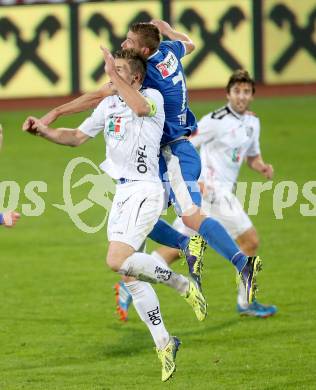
[110,73,150,116]
[56,91,104,116]
[165,28,189,42]
[38,127,82,146]
[248,156,265,172]
[151,20,195,54]
[247,155,274,179]
[40,87,112,125]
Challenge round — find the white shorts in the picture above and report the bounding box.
[173,189,253,240]
[107,181,164,250]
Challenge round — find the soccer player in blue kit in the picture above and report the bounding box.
[38,21,262,313]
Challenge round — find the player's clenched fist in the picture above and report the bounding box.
[261,164,274,180]
[151,19,172,36]
[22,116,46,135]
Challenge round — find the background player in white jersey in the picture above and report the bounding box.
[36,21,263,309]
[0,124,20,227]
[154,70,277,318]
[22,48,207,382]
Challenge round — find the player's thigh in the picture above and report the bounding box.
[160,140,202,215]
[107,181,164,251]
[204,192,253,240]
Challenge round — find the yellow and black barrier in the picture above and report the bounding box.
[0,0,315,98]
[0,4,72,97]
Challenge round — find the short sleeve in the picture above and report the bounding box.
[190,113,218,149]
[160,40,186,59]
[142,88,164,117]
[78,100,107,138]
[246,118,261,157]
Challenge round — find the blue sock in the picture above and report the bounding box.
[149,219,189,250]
[198,218,247,272]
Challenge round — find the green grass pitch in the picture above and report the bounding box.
[0,95,315,389]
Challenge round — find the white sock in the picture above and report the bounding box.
[120,252,189,295]
[151,250,168,266]
[237,272,249,308]
[125,280,170,350]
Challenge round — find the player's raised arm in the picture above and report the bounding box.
[101,47,154,117]
[22,116,90,147]
[151,19,195,55]
[36,82,117,127]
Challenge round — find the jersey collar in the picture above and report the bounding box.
[147,50,159,60]
[227,103,245,120]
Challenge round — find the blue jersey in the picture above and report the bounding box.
[142,40,197,145]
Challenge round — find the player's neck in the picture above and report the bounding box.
[227,103,246,119]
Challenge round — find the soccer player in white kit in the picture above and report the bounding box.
[22,48,207,382]
[153,70,277,318]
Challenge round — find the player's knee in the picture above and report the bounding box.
[239,230,259,256]
[249,235,260,253]
[182,215,199,232]
[106,255,121,272]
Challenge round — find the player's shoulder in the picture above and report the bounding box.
[141,87,163,100]
[94,94,113,112]
[245,111,260,127]
[210,105,231,120]
[141,87,164,110]
[158,40,184,60]
[159,40,182,51]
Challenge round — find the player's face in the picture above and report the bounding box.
[121,31,143,51]
[113,58,136,86]
[121,31,149,57]
[227,82,254,114]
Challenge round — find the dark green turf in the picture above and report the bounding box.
[0,96,315,389]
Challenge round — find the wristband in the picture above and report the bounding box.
[0,213,3,225]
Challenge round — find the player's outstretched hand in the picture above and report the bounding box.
[22,116,37,133]
[100,46,116,77]
[262,164,274,179]
[151,19,173,36]
[22,116,46,135]
[2,211,20,227]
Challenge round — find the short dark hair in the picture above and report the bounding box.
[129,22,161,54]
[226,69,255,94]
[114,49,147,83]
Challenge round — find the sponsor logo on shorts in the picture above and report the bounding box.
[117,196,131,209]
[147,306,162,325]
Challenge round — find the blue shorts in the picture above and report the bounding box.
[159,139,202,216]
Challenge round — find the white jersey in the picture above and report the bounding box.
[79,88,164,181]
[191,104,261,192]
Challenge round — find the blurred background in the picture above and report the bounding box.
[0,0,315,103]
